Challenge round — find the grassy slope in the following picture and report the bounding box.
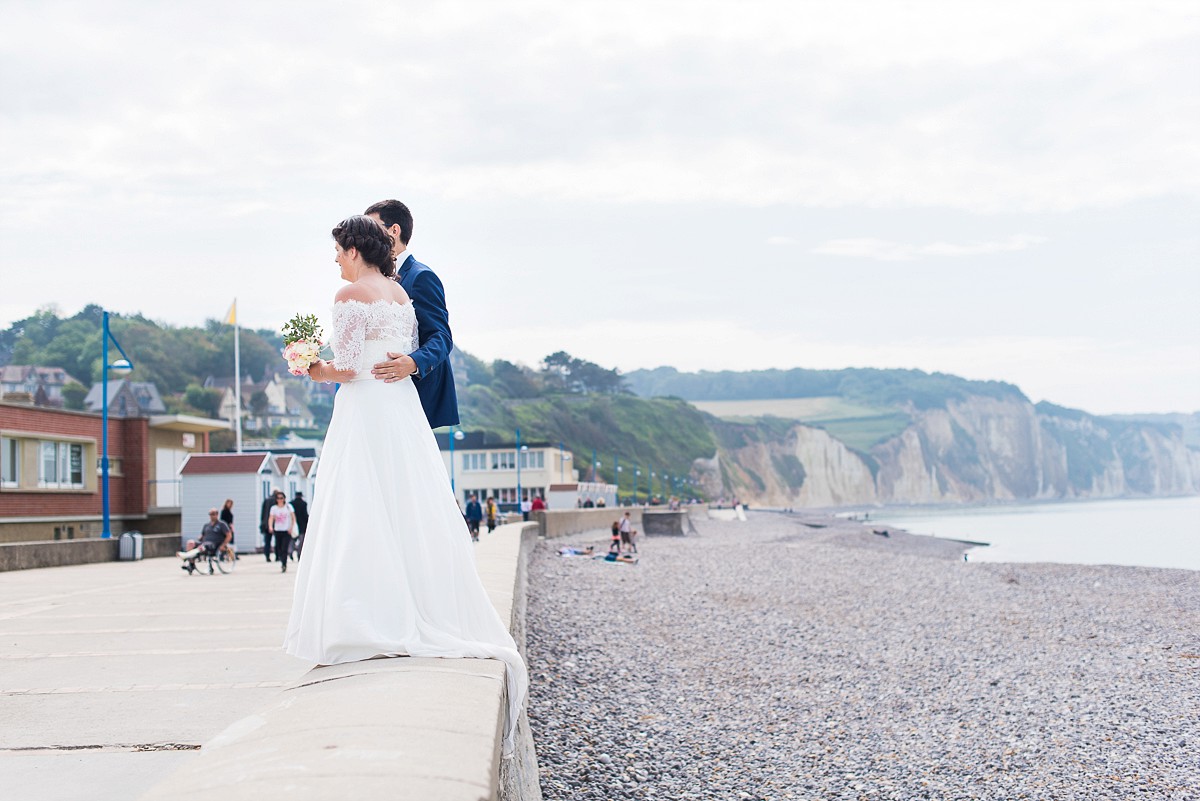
[691,397,910,451]
[455,387,719,492]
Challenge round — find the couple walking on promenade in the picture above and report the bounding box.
[281,200,527,757]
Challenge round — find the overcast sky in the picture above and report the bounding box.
[2,1,1197,415]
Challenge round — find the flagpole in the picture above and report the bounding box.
[232,300,243,453]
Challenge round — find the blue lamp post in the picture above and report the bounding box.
[101,311,133,539]
[613,454,620,501]
[635,466,641,505]
[515,429,528,513]
[448,427,465,500]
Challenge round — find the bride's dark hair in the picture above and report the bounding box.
[332,215,398,277]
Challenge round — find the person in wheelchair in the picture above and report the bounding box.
[178,508,233,571]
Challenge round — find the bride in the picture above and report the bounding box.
[283,215,527,757]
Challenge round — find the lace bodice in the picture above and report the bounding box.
[331,300,419,374]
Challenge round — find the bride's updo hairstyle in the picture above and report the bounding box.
[332,215,398,277]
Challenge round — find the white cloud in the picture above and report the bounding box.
[0,1,1197,417]
[812,234,1047,261]
[2,1,1197,217]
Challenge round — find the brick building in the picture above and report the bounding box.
[0,401,227,543]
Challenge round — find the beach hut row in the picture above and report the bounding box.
[178,452,317,553]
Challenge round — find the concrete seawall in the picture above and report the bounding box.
[0,533,179,572]
[533,507,643,538]
[139,522,542,801]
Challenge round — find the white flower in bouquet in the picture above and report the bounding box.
[281,314,324,377]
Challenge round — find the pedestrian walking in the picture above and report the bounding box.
[485,497,498,533]
[292,491,309,559]
[260,490,280,561]
[268,493,296,572]
[464,495,483,542]
[220,498,236,556]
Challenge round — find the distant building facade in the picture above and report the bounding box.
[1,365,82,407]
[83,379,167,417]
[206,372,316,433]
[0,401,227,543]
[434,431,577,510]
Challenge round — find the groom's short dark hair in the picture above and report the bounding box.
[365,199,413,245]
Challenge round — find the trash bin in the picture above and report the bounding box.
[118,531,144,561]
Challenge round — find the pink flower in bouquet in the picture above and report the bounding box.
[281,313,325,377]
[283,339,322,376]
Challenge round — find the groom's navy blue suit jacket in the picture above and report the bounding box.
[397,253,459,429]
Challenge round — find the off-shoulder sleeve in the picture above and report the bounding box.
[331,301,369,373]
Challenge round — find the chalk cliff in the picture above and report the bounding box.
[705,396,1200,507]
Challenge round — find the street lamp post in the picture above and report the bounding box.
[635,466,641,505]
[614,455,619,502]
[515,429,528,514]
[449,427,465,500]
[101,311,133,540]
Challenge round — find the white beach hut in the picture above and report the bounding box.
[299,457,319,503]
[273,454,303,501]
[179,452,276,554]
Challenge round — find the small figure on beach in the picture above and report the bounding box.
[619,511,638,554]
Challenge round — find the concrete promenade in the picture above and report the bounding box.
[0,553,309,800]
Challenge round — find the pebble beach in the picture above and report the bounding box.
[526,511,1199,800]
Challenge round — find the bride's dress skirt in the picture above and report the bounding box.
[284,344,526,755]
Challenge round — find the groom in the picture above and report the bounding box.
[365,199,459,429]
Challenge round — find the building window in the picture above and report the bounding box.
[491,451,516,470]
[1,437,17,487]
[463,452,487,471]
[39,441,84,489]
[95,457,123,477]
[519,451,544,469]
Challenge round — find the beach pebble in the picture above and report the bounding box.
[527,512,1199,799]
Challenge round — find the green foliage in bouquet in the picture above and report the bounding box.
[281,313,323,346]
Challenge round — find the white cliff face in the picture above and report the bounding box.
[791,427,878,507]
[709,395,1200,507]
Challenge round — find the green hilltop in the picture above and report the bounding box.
[4,307,1193,503]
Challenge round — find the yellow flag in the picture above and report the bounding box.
[224,300,237,325]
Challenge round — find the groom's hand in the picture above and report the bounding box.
[372,353,418,383]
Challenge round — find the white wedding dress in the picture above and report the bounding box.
[283,299,527,757]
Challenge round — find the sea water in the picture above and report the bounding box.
[870,495,1200,571]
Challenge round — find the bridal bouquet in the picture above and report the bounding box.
[281,313,324,377]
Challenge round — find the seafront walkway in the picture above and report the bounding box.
[1,520,539,800]
[0,553,309,800]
